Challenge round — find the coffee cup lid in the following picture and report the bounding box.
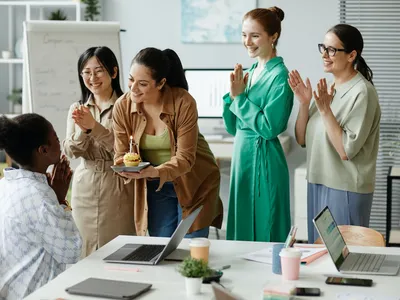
[279,248,302,258]
[189,238,210,247]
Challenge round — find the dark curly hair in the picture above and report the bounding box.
[0,113,51,166]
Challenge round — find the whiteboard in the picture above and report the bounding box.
[24,21,122,143]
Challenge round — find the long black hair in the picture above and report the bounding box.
[328,24,373,84]
[0,114,51,166]
[132,47,188,91]
[77,46,124,103]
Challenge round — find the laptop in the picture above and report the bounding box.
[313,206,400,276]
[211,283,242,300]
[103,206,202,265]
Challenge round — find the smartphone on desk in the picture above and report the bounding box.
[295,287,321,296]
[325,276,373,287]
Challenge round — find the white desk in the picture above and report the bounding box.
[25,236,400,300]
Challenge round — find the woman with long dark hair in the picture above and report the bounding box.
[289,24,381,243]
[113,47,223,237]
[63,46,135,256]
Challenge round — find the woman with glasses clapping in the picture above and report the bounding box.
[289,24,381,243]
[63,46,135,257]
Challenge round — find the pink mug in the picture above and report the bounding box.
[279,248,302,280]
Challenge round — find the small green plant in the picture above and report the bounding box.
[177,257,212,278]
[48,9,68,20]
[82,0,100,21]
[7,88,22,105]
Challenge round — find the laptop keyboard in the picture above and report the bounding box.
[350,253,386,272]
[123,244,165,262]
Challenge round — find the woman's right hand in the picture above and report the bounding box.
[288,70,312,106]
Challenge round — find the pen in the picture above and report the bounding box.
[284,226,295,248]
[219,265,231,270]
[289,227,298,247]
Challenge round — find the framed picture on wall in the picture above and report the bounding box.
[181,0,257,43]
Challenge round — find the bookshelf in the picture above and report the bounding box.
[0,1,82,115]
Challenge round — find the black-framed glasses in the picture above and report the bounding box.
[318,43,346,57]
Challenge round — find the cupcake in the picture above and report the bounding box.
[123,153,141,167]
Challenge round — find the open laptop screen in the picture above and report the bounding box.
[313,206,348,269]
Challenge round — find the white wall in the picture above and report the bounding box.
[0,0,82,114]
[0,0,338,218]
[102,0,339,216]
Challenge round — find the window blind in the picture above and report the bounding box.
[339,0,400,238]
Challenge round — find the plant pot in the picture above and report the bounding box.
[13,104,22,114]
[185,277,202,295]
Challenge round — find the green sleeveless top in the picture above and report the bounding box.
[140,129,171,166]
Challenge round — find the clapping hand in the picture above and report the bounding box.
[72,105,96,132]
[47,155,73,204]
[229,64,249,99]
[288,70,313,106]
[313,78,335,115]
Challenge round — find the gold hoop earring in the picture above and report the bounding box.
[272,43,275,50]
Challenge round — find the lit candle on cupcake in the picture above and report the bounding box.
[124,136,141,166]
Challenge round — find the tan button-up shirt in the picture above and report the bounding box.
[112,85,223,235]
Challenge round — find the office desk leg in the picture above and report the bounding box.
[387,176,392,246]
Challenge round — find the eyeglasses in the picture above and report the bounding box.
[81,68,106,79]
[318,44,346,57]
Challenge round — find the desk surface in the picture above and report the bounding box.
[25,236,400,300]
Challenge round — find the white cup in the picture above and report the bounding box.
[2,51,12,59]
[189,238,210,262]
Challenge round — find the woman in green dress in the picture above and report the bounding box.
[222,7,293,242]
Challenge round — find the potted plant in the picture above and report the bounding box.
[7,88,22,114]
[48,9,68,20]
[177,257,212,295]
[81,0,100,21]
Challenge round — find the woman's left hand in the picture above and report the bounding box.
[119,166,159,179]
[230,64,249,99]
[313,78,335,115]
[72,105,96,130]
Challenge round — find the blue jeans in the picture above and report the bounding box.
[146,179,209,238]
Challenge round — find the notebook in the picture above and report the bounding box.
[313,206,400,275]
[103,205,202,265]
[65,278,152,299]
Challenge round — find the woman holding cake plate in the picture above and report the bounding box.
[113,47,223,238]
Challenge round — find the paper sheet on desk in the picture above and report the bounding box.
[239,247,327,264]
[337,293,400,300]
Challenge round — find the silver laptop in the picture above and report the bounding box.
[313,206,400,276]
[103,206,202,265]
